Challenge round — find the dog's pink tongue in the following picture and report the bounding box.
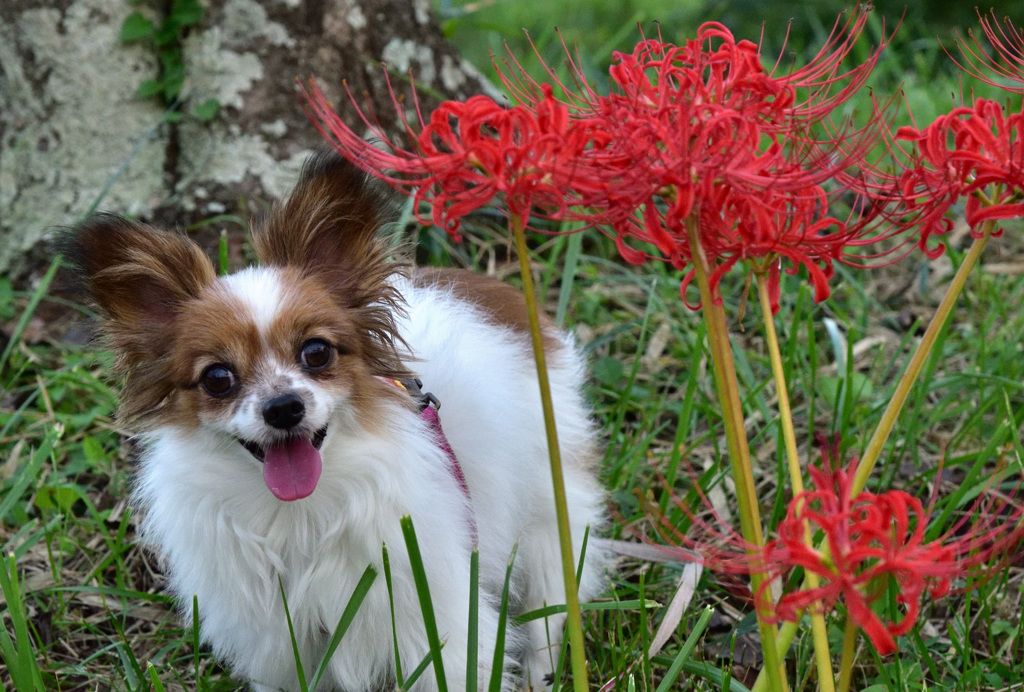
[263,438,322,501]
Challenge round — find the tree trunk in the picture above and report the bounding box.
[0,0,497,283]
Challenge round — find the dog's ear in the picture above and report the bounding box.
[64,213,215,327]
[251,149,402,304]
[62,215,217,422]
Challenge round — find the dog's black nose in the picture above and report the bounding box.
[263,393,305,429]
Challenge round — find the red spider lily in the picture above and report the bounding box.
[646,438,1024,655]
[894,99,1024,253]
[766,441,945,655]
[617,181,851,306]
[305,8,903,309]
[495,8,898,309]
[497,9,881,130]
[876,16,1024,257]
[948,11,1024,93]
[303,79,609,238]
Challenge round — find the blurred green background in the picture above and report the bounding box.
[438,0,1022,92]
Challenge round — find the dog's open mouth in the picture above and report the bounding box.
[239,427,327,502]
[240,426,327,462]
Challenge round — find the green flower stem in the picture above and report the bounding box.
[836,609,859,692]
[754,271,836,692]
[510,213,588,692]
[752,273,806,495]
[852,223,992,496]
[752,626,798,692]
[754,222,996,692]
[687,218,788,692]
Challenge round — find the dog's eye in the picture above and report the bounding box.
[200,364,237,397]
[299,339,333,370]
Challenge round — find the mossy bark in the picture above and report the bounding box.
[0,0,497,283]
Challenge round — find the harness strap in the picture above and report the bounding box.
[380,377,477,544]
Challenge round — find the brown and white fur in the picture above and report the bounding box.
[67,151,606,691]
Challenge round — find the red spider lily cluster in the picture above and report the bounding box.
[306,7,910,310]
[763,440,1024,655]
[894,99,1024,253]
[867,12,1024,257]
[552,20,890,306]
[507,13,903,300]
[650,438,1024,655]
[304,82,607,238]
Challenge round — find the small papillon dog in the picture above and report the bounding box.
[67,150,606,691]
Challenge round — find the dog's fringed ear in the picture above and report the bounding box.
[64,213,215,327]
[62,214,217,423]
[251,149,403,303]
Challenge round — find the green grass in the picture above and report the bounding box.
[6,221,1023,690]
[4,4,1024,691]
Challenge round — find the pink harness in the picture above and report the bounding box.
[381,377,476,542]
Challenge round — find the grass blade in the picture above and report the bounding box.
[0,554,44,691]
[467,549,479,692]
[654,606,714,692]
[555,229,583,326]
[0,429,59,524]
[382,544,404,687]
[489,542,518,692]
[401,516,448,692]
[514,599,659,624]
[575,525,590,587]
[403,651,436,689]
[663,335,704,496]
[147,662,167,692]
[218,229,230,275]
[310,564,378,690]
[192,595,202,689]
[110,615,145,690]
[551,525,593,687]
[647,656,752,692]
[0,257,60,381]
[278,577,309,691]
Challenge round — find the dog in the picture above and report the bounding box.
[66,150,606,691]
